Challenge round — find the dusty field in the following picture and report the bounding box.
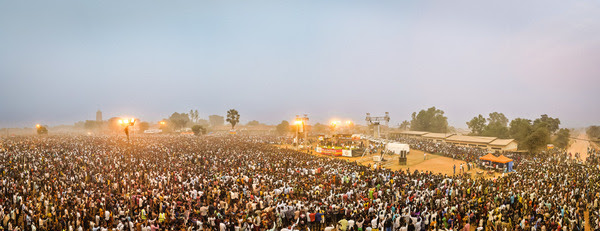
[278,145,502,179]
[567,131,591,161]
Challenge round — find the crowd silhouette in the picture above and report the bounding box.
[0,135,599,231]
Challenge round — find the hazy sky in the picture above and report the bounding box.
[1,1,599,128]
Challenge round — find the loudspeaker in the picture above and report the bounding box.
[399,157,407,165]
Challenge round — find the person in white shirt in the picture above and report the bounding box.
[219,221,226,231]
[324,224,335,231]
[348,219,355,231]
[371,216,378,229]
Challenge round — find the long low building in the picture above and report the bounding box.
[421,132,455,142]
[488,139,518,151]
[388,131,518,152]
[388,131,429,139]
[445,135,497,148]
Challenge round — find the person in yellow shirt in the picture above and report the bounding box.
[158,212,166,223]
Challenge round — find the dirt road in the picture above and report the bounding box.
[568,131,591,161]
[277,144,496,178]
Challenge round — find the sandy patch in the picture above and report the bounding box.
[276,144,502,179]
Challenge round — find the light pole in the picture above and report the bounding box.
[345,120,354,134]
[159,121,166,132]
[294,119,301,149]
[118,118,136,142]
[294,114,309,150]
[330,120,341,134]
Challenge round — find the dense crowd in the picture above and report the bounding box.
[1,135,599,231]
[587,147,600,166]
[390,137,488,164]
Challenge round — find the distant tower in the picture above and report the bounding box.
[96,110,103,122]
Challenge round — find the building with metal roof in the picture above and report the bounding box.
[388,130,518,152]
[488,139,518,151]
[421,132,455,142]
[388,131,429,139]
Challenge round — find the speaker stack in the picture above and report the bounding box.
[398,150,407,165]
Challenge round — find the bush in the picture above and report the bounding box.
[191,125,206,136]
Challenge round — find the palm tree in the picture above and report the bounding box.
[226,109,240,130]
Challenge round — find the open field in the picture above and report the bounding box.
[568,130,592,161]
[280,144,504,179]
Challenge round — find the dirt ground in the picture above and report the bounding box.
[567,130,591,162]
[279,144,503,179]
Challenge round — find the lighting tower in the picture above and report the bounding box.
[365,112,390,138]
[118,118,137,142]
[294,114,309,147]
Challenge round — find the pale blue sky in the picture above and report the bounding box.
[1,1,599,128]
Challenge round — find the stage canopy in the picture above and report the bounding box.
[479,153,514,172]
[385,142,410,154]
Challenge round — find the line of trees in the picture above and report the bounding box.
[466,112,510,138]
[274,121,331,136]
[588,126,600,141]
[407,106,570,152]
[409,107,449,133]
[226,109,240,129]
[162,109,242,135]
[467,113,569,151]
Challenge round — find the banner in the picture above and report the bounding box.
[316,147,343,156]
[342,149,353,157]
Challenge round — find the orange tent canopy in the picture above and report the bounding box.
[495,155,513,164]
[479,153,497,162]
[479,153,513,164]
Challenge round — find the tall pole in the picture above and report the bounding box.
[295,115,300,149]
[303,114,309,147]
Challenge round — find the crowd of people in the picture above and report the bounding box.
[390,137,491,164]
[0,135,599,231]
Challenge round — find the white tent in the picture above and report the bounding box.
[385,143,410,154]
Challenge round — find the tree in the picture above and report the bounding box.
[399,120,410,130]
[466,115,486,135]
[189,110,200,123]
[509,118,533,144]
[553,128,570,149]
[193,110,200,123]
[36,125,48,135]
[533,114,561,134]
[209,115,224,127]
[482,122,509,138]
[488,112,509,127]
[247,120,260,126]
[276,120,290,135]
[311,123,329,134]
[196,119,210,127]
[410,107,448,133]
[481,112,509,138]
[138,122,150,132]
[226,109,240,129]
[169,112,190,130]
[191,125,207,135]
[587,126,600,139]
[522,127,550,152]
[84,120,100,130]
[466,112,509,138]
